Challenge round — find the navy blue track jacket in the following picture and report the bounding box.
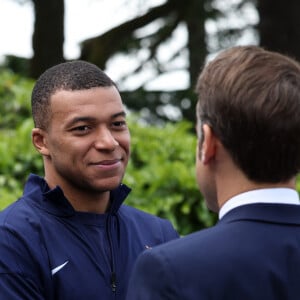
[0,174,179,299]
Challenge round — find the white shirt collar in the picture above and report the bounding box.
[219,188,300,219]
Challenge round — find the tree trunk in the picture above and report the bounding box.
[184,0,207,88]
[30,0,65,78]
[258,0,300,62]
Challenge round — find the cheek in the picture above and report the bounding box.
[118,132,131,154]
[49,137,86,160]
[46,136,65,155]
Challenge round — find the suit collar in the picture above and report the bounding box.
[219,188,299,219]
[219,203,300,226]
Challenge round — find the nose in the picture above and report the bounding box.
[94,128,119,151]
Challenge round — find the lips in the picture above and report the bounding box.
[92,159,121,165]
[89,159,123,171]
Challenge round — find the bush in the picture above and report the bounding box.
[125,117,217,235]
[0,69,33,129]
[0,118,42,208]
[0,70,38,207]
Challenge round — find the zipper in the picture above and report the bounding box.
[106,213,117,293]
[110,271,117,292]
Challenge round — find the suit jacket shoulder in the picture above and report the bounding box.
[127,203,300,300]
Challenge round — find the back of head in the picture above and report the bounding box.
[196,45,300,183]
[31,60,116,129]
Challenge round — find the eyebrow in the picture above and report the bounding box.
[66,111,127,127]
[112,111,127,118]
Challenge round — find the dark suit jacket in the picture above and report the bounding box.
[126,203,300,300]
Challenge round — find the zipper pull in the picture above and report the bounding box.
[111,272,117,292]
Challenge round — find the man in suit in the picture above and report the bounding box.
[126,45,300,300]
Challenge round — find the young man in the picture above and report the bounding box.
[0,61,178,299]
[126,46,300,300]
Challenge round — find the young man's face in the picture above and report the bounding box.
[40,86,130,196]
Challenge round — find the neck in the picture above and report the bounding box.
[214,145,296,211]
[44,177,111,214]
[66,190,111,213]
[216,167,296,211]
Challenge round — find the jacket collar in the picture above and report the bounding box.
[23,174,131,218]
[218,203,300,226]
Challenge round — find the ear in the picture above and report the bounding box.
[32,128,50,156]
[198,124,217,165]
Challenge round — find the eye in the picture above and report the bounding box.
[71,125,91,134]
[112,120,127,129]
[75,125,89,131]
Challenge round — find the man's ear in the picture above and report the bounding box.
[32,128,50,156]
[198,124,217,165]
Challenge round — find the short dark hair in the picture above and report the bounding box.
[31,60,116,129]
[196,45,300,183]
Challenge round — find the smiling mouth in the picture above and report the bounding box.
[90,159,122,168]
[98,159,121,165]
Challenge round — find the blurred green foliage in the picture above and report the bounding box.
[0,70,217,235]
[124,118,217,234]
[0,70,43,206]
[0,69,33,128]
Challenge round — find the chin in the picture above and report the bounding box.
[96,178,123,191]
